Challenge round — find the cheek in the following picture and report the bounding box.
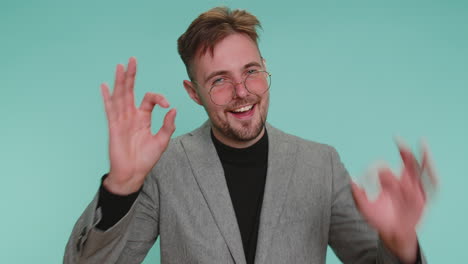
[203,101,226,119]
[197,92,215,110]
[260,93,270,108]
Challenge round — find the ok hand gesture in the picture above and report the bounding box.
[100,57,176,195]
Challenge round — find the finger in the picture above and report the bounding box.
[400,168,418,199]
[397,143,421,184]
[112,63,126,100]
[139,93,170,112]
[420,142,428,171]
[124,57,137,109]
[420,141,438,187]
[100,83,113,121]
[124,57,137,91]
[155,108,177,143]
[418,145,430,197]
[100,83,111,105]
[378,167,400,195]
[417,141,438,201]
[350,181,375,221]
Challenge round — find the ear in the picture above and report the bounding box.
[183,80,203,106]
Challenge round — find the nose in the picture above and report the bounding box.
[233,81,249,99]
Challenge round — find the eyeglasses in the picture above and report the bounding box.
[204,70,271,106]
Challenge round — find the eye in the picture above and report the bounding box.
[247,69,259,74]
[212,77,225,86]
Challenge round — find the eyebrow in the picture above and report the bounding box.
[203,61,263,84]
[204,70,229,84]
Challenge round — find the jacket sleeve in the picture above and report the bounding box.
[327,147,427,264]
[63,170,160,264]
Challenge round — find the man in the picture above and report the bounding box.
[64,7,428,264]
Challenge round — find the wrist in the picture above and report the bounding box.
[381,230,418,264]
[103,173,143,195]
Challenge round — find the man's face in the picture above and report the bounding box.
[185,33,270,147]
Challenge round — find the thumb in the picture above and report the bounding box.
[153,108,177,146]
[351,181,375,222]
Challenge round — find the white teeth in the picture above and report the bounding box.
[232,105,253,113]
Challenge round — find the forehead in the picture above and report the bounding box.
[193,33,262,80]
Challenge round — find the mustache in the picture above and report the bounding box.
[226,98,259,110]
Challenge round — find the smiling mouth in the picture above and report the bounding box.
[229,104,256,118]
[231,104,254,113]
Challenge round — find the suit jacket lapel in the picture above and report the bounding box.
[254,123,298,264]
[181,122,246,264]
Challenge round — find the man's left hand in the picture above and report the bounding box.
[351,144,430,264]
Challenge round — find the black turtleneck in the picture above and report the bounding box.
[211,130,268,264]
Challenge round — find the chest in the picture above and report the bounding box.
[156,159,332,263]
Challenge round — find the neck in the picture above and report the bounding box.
[211,125,265,149]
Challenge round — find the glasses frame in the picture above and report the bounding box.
[206,70,272,106]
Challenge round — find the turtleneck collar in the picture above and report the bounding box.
[211,129,269,166]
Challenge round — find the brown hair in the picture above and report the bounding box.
[177,7,262,80]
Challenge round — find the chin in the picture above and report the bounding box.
[232,123,264,141]
[218,116,265,142]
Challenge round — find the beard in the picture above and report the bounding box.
[209,94,269,142]
[215,113,265,141]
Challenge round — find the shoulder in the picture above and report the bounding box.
[267,123,339,167]
[165,121,210,154]
[156,133,189,165]
[151,122,210,170]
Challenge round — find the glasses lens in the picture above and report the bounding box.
[210,83,234,106]
[209,71,271,106]
[245,71,271,95]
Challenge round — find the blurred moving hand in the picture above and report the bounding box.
[100,57,177,195]
[351,144,435,264]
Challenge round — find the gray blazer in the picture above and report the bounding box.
[64,122,426,263]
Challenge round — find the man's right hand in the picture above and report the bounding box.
[100,57,177,195]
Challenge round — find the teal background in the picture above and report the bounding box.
[1,0,467,263]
